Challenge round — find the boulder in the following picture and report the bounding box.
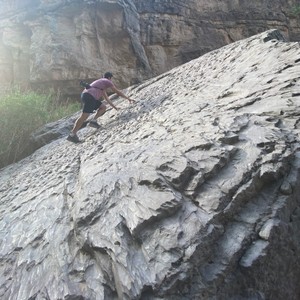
[0,30,300,299]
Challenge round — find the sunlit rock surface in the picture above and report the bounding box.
[0,30,300,299]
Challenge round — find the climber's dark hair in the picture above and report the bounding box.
[104,72,113,79]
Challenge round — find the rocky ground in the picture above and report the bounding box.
[0,30,300,299]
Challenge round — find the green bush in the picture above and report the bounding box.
[0,88,80,165]
[292,5,300,16]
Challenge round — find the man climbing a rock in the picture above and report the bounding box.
[67,71,136,143]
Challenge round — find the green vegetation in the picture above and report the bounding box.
[0,88,80,166]
[291,5,300,16]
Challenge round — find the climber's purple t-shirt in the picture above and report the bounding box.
[83,78,114,100]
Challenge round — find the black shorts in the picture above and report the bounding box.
[81,92,102,113]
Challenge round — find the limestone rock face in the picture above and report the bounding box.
[0,0,299,98]
[0,30,300,299]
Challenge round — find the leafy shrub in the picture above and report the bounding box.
[0,88,80,166]
[292,5,300,16]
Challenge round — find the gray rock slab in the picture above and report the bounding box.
[0,30,300,299]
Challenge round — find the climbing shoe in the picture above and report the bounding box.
[89,120,101,129]
[67,134,81,143]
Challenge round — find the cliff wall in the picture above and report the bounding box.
[0,0,299,98]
